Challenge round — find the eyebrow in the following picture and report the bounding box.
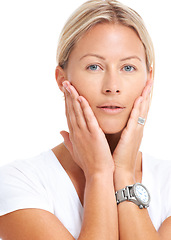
[79,54,105,61]
[120,56,142,62]
[79,54,142,62]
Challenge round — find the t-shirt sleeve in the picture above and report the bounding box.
[0,160,54,216]
[160,160,171,221]
[165,172,171,219]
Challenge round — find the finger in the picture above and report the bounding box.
[64,89,74,134]
[126,96,143,131]
[64,81,90,131]
[78,96,101,133]
[130,81,152,130]
[139,81,153,120]
[69,85,88,130]
[63,82,82,132]
[142,80,153,99]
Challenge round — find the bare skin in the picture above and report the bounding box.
[51,140,142,206]
[52,143,86,206]
[0,23,171,240]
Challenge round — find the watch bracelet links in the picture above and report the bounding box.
[115,184,149,209]
[115,185,132,204]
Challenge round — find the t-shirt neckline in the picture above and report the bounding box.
[49,149,84,209]
[49,149,145,207]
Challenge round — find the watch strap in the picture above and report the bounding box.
[115,183,150,209]
[115,185,133,204]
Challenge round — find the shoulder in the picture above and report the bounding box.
[0,149,60,216]
[142,152,171,174]
[142,153,171,229]
[142,152,171,193]
[0,149,63,191]
[142,152,171,189]
[0,149,58,180]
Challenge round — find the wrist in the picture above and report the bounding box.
[84,163,114,182]
[114,170,136,191]
[86,171,114,186]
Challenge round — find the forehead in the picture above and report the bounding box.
[69,23,146,61]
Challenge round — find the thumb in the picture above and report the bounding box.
[60,131,73,154]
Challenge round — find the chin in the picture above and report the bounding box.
[95,113,129,135]
[103,128,124,135]
[99,122,126,135]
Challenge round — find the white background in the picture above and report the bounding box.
[0,0,171,166]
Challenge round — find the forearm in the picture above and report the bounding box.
[78,172,118,240]
[117,203,160,240]
[114,174,160,240]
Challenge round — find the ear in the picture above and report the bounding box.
[147,67,154,83]
[55,66,67,93]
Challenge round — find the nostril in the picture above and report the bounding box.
[105,89,120,93]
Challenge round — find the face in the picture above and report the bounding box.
[64,23,151,134]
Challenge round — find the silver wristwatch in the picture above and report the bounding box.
[115,183,150,209]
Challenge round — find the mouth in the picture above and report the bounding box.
[97,104,125,114]
[100,106,121,109]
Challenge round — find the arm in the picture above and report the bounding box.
[112,80,171,240]
[115,171,171,240]
[80,171,117,240]
[115,173,160,240]
[114,173,171,240]
[62,82,118,240]
[0,82,118,240]
[0,172,117,240]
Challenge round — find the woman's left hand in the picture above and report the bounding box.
[113,80,153,187]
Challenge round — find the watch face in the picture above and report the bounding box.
[134,184,149,204]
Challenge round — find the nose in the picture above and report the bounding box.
[102,70,121,95]
[105,89,120,94]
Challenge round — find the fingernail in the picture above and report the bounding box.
[62,82,71,94]
[62,82,67,88]
[66,87,71,94]
[77,96,82,103]
[148,85,152,94]
[139,97,143,103]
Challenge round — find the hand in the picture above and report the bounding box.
[61,81,114,179]
[113,80,153,183]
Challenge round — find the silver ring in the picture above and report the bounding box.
[138,117,145,126]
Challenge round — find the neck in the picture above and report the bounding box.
[105,132,142,181]
[105,131,122,154]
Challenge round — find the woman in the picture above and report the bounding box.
[0,0,171,239]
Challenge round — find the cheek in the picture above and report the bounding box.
[132,72,147,94]
[67,71,98,100]
[133,83,145,98]
[125,78,146,109]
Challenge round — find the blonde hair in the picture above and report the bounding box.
[56,0,155,76]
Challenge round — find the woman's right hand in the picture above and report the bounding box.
[60,81,114,179]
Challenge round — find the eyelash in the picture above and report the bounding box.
[86,64,137,72]
[86,64,102,71]
[122,65,136,72]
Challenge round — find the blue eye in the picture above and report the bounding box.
[87,64,100,71]
[123,65,135,72]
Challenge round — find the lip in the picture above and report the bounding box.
[97,102,126,114]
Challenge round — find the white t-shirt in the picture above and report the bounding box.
[0,150,171,238]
